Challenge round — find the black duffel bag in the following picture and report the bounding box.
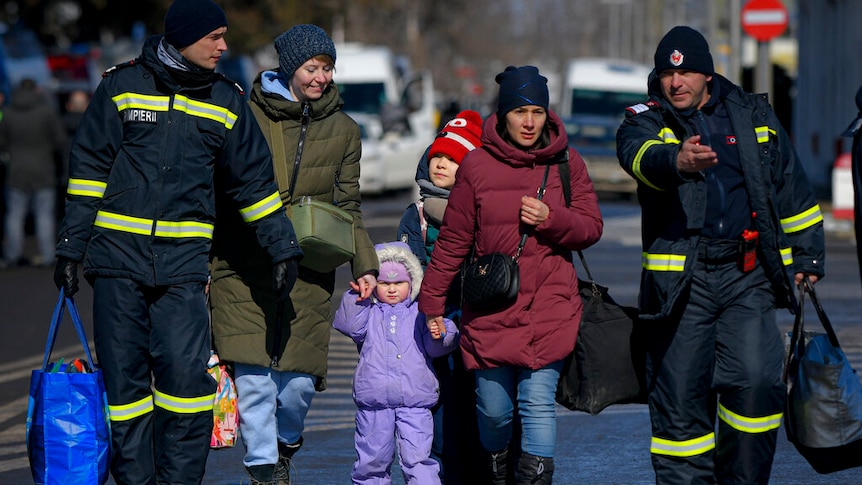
[556,252,647,414]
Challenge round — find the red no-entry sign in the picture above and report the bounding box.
[741,0,789,42]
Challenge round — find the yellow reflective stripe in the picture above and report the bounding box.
[153,388,215,414]
[95,210,214,239]
[239,191,282,223]
[780,247,793,266]
[780,204,823,233]
[109,395,154,422]
[95,210,153,236]
[651,432,715,457]
[755,126,776,143]
[173,95,238,129]
[112,92,171,112]
[154,220,214,239]
[658,128,680,144]
[643,252,686,271]
[67,178,107,198]
[718,403,782,434]
[632,140,664,191]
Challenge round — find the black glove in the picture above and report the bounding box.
[54,256,80,296]
[273,259,299,301]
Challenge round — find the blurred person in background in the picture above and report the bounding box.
[52,0,303,483]
[208,24,378,485]
[57,89,91,221]
[1,78,66,268]
[62,89,90,139]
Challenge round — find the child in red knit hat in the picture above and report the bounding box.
[398,109,483,264]
[395,109,486,483]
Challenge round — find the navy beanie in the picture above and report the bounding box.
[275,25,337,77]
[164,0,227,49]
[495,66,549,119]
[654,26,714,75]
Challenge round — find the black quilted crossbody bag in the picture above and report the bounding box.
[461,165,550,311]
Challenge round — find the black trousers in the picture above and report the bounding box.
[93,277,214,485]
[647,248,785,485]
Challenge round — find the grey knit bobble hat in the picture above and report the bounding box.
[274,24,336,77]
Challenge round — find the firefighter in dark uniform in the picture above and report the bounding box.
[52,1,302,483]
[617,26,825,484]
[842,84,862,291]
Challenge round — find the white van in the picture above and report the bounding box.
[335,43,436,195]
[560,58,652,194]
[559,57,652,119]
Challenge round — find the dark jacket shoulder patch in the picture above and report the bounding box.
[102,59,137,78]
[215,73,245,96]
[625,100,659,115]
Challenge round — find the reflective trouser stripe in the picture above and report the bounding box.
[153,388,215,414]
[239,191,282,223]
[717,403,782,434]
[651,432,716,457]
[109,395,154,422]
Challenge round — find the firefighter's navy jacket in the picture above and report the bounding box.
[616,73,825,319]
[57,35,302,285]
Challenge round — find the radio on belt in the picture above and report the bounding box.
[738,212,758,273]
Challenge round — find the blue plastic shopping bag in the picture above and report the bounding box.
[26,290,110,485]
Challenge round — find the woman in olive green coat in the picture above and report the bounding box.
[209,25,378,484]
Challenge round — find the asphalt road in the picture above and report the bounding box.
[2,195,862,484]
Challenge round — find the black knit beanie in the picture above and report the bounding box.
[654,26,714,75]
[495,65,549,119]
[164,0,227,49]
[275,25,337,78]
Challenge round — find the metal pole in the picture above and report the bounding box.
[729,0,742,85]
[756,40,772,96]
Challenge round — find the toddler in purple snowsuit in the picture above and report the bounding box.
[333,241,459,484]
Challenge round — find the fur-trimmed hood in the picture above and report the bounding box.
[374,241,423,302]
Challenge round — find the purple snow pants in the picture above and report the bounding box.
[352,406,440,484]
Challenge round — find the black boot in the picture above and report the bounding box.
[487,448,509,485]
[275,436,303,485]
[516,453,554,485]
[245,464,278,485]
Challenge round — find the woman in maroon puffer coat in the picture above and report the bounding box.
[419,65,603,484]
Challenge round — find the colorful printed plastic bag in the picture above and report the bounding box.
[207,354,238,449]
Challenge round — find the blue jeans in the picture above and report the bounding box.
[233,364,315,467]
[4,187,55,264]
[474,360,563,458]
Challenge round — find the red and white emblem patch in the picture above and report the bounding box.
[670,49,683,67]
